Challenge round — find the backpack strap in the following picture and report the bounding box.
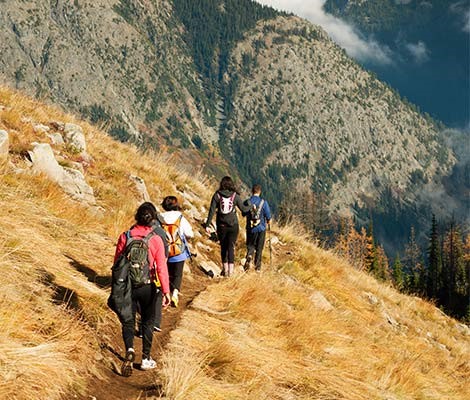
[256,199,265,219]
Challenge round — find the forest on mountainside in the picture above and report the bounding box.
[331,215,470,321]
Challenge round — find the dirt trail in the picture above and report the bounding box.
[86,231,286,400]
[88,265,211,400]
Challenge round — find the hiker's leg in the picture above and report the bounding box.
[168,261,177,293]
[168,260,185,292]
[138,284,157,359]
[218,227,229,275]
[153,288,162,330]
[122,294,138,351]
[254,230,266,270]
[226,226,238,276]
[246,230,256,259]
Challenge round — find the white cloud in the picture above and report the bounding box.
[255,0,393,65]
[450,1,470,33]
[405,41,430,63]
[464,10,470,32]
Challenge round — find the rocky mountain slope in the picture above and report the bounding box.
[222,16,461,245]
[0,0,216,147]
[0,0,464,251]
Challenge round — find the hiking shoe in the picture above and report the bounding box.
[154,326,162,332]
[141,357,157,371]
[121,348,135,377]
[244,256,252,271]
[171,294,179,308]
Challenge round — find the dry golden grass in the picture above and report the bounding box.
[1,85,469,400]
[161,235,470,400]
[0,86,215,399]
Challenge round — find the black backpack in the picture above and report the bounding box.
[152,215,170,258]
[249,199,265,229]
[123,230,156,287]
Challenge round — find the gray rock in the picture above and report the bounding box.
[364,292,379,305]
[455,323,470,336]
[28,142,95,205]
[0,130,9,157]
[269,235,280,246]
[382,311,399,327]
[47,132,65,145]
[129,175,150,202]
[33,123,50,134]
[309,291,334,311]
[62,167,96,204]
[64,123,87,153]
[198,261,221,278]
[29,142,65,181]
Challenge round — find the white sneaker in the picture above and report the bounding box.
[141,357,157,370]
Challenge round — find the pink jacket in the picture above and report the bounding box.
[114,225,169,294]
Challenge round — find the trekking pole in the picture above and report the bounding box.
[268,223,273,271]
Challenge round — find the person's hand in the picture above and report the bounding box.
[162,293,171,308]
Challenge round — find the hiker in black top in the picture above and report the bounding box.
[205,176,251,277]
[244,184,272,272]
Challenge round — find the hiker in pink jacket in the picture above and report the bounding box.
[114,202,170,376]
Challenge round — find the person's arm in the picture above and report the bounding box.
[205,193,218,232]
[264,201,272,224]
[113,232,127,264]
[181,216,194,238]
[152,235,170,294]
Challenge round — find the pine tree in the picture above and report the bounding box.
[365,219,376,273]
[442,222,466,317]
[464,234,470,322]
[404,226,424,293]
[392,255,405,290]
[374,244,390,281]
[426,214,442,299]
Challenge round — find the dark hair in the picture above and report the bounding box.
[252,184,262,194]
[219,176,237,192]
[135,202,157,226]
[161,196,180,211]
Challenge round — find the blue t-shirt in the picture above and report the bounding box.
[248,195,271,233]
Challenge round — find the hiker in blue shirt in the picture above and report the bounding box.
[244,184,271,272]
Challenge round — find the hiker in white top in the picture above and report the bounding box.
[160,196,194,307]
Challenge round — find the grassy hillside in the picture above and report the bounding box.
[0,87,468,399]
[0,86,213,399]
[160,225,470,399]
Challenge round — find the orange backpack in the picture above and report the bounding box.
[162,215,185,258]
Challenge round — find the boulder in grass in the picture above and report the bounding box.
[309,291,334,312]
[198,260,221,278]
[64,123,87,153]
[28,142,96,205]
[0,130,9,157]
[129,175,150,202]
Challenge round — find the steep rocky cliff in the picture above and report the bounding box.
[0,0,216,148]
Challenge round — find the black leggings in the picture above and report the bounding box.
[122,284,156,359]
[168,260,185,292]
[217,224,239,263]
